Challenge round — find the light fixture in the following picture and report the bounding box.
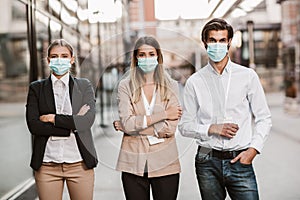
[36,11,48,26]
[239,0,263,12]
[206,0,221,18]
[213,0,238,18]
[49,0,61,14]
[230,8,247,18]
[50,20,61,32]
[61,0,78,13]
[77,7,89,21]
[61,7,78,25]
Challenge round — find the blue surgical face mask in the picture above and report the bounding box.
[137,57,158,73]
[49,58,71,75]
[207,43,228,62]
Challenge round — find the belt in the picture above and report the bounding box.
[197,146,246,160]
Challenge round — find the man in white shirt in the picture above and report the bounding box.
[178,18,272,200]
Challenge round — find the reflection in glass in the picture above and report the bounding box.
[0,1,33,198]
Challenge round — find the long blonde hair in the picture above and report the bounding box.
[129,36,172,103]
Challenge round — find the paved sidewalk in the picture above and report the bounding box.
[255,92,300,200]
[59,91,300,200]
[266,92,300,142]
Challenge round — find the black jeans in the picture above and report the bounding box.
[121,172,180,200]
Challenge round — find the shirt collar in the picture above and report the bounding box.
[51,72,70,87]
[207,57,232,75]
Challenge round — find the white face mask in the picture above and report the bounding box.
[49,58,71,75]
[207,43,228,62]
[137,57,158,73]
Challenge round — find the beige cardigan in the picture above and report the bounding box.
[116,78,181,177]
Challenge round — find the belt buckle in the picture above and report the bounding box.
[221,151,235,159]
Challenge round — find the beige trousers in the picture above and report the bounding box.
[34,161,94,200]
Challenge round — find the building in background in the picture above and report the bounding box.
[0,0,298,199]
[277,0,300,111]
[0,0,123,199]
[124,0,284,90]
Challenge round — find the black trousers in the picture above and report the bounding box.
[121,172,180,200]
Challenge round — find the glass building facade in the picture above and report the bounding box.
[0,0,123,198]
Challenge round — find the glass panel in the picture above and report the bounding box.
[36,11,50,79]
[62,28,78,76]
[79,38,94,80]
[36,0,47,11]
[50,19,62,39]
[0,0,33,198]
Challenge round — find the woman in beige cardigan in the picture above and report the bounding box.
[113,36,182,200]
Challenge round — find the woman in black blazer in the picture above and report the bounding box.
[26,39,98,200]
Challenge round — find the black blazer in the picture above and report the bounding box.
[26,75,98,170]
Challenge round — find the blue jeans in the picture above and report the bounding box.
[195,150,259,200]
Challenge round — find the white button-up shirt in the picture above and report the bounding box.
[43,73,82,163]
[141,88,165,145]
[178,59,272,153]
[141,88,157,128]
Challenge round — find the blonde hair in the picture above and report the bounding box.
[129,36,172,103]
[47,39,74,57]
[47,39,77,76]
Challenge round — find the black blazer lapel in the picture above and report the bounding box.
[44,76,56,113]
[69,75,74,105]
[69,76,82,114]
